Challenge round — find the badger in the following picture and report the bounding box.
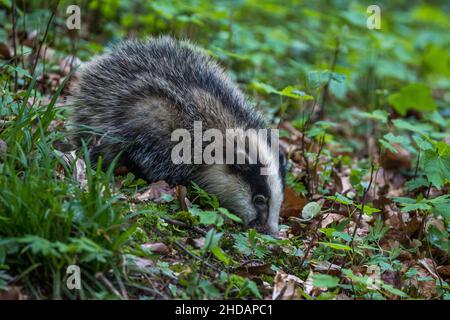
[68,36,285,235]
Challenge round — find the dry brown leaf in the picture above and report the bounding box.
[303,271,314,296]
[176,185,190,211]
[313,261,341,276]
[424,216,446,234]
[60,151,87,188]
[404,262,437,299]
[418,258,439,279]
[125,254,154,270]
[0,286,24,300]
[320,213,344,228]
[141,242,170,255]
[21,30,38,47]
[186,237,205,249]
[134,180,176,203]
[437,265,450,277]
[235,262,274,277]
[380,143,411,170]
[0,42,12,59]
[272,270,303,300]
[280,186,307,218]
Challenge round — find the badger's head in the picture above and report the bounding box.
[194,129,286,235]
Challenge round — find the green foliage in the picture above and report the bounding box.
[388,83,436,116]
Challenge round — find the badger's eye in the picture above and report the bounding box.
[253,195,267,208]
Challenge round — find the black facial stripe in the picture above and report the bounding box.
[228,163,270,199]
[227,162,270,225]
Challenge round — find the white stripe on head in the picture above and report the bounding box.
[253,132,283,235]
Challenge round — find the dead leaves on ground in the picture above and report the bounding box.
[280,186,307,218]
[272,270,303,300]
[134,180,176,203]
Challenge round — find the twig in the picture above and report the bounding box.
[425,182,432,199]
[413,149,421,180]
[95,272,125,300]
[300,109,312,199]
[161,216,207,236]
[312,135,325,194]
[318,37,340,119]
[174,240,221,273]
[274,283,288,300]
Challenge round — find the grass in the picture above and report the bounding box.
[0,77,135,298]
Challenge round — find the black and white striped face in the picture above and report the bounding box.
[228,157,285,235]
[194,133,286,235]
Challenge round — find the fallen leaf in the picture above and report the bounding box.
[272,270,303,300]
[320,213,344,228]
[312,261,341,276]
[0,42,12,59]
[418,258,439,279]
[380,143,411,170]
[186,237,205,249]
[141,242,170,255]
[125,254,154,271]
[134,180,176,203]
[235,262,274,276]
[176,185,191,211]
[22,30,38,47]
[60,151,87,188]
[405,262,437,299]
[0,286,24,300]
[281,187,307,218]
[437,265,450,277]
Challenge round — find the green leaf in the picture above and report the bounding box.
[358,109,389,123]
[249,82,313,100]
[405,178,429,192]
[422,149,450,188]
[189,206,223,226]
[202,229,222,253]
[301,202,322,220]
[313,274,340,288]
[379,139,398,153]
[413,135,433,151]
[388,83,436,116]
[332,231,353,242]
[381,283,409,298]
[211,246,231,265]
[400,203,431,212]
[318,242,353,251]
[279,86,314,100]
[393,119,433,133]
[217,207,243,223]
[355,203,381,215]
[392,197,417,204]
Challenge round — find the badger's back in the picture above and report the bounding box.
[69,36,266,184]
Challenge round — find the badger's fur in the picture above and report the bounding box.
[68,36,285,235]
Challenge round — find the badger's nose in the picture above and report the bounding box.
[247,219,273,235]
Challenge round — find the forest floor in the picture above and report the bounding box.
[0,1,449,300]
